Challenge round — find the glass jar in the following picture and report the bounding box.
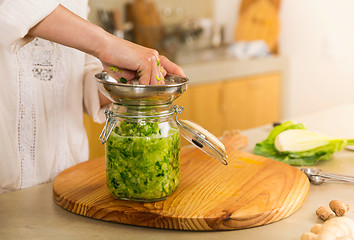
[100,103,180,202]
[96,72,228,202]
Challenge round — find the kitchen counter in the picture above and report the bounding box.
[175,47,288,86]
[1,103,354,240]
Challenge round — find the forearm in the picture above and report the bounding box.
[27,4,184,85]
[27,4,108,58]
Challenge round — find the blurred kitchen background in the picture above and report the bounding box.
[85,0,354,158]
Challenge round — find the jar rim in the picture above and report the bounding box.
[110,103,175,119]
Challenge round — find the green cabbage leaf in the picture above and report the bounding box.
[253,121,354,166]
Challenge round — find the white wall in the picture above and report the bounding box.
[213,0,240,44]
[215,0,354,118]
[279,0,354,118]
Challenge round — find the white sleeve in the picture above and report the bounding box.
[83,54,110,124]
[0,0,59,51]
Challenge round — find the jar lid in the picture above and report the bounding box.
[176,119,228,165]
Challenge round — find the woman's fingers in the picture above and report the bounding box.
[148,55,165,85]
[149,56,159,85]
[157,57,166,85]
[98,36,184,85]
[160,55,185,77]
[103,64,136,83]
[136,58,152,85]
[135,50,165,85]
[160,65,167,76]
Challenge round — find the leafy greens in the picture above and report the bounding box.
[253,121,354,166]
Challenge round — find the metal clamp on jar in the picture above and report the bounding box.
[96,72,228,202]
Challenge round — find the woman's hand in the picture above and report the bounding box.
[98,35,185,85]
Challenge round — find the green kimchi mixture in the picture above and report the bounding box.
[106,120,180,201]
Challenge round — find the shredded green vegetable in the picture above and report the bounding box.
[110,66,122,73]
[155,74,162,82]
[106,120,180,201]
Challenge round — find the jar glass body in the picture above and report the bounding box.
[105,104,180,202]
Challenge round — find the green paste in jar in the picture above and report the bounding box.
[106,120,180,201]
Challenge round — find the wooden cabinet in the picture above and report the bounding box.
[83,113,105,159]
[84,72,281,159]
[175,81,224,136]
[174,72,281,137]
[223,72,281,131]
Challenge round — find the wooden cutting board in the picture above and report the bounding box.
[234,0,281,53]
[126,0,164,49]
[53,133,309,231]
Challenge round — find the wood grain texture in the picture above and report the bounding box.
[174,73,281,136]
[234,0,281,53]
[223,73,281,130]
[174,81,224,137]
[53,136,309,231]
[126,0,164,50]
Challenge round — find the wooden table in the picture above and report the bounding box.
[1,103,354,240]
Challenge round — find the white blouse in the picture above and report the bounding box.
[0,0,107,193]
